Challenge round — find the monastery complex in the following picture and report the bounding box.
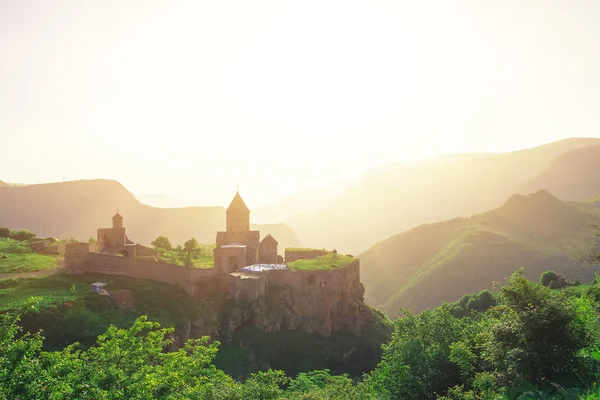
[63,191,365,337]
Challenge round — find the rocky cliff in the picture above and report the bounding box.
[171,276,376,348]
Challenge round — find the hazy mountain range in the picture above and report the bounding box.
[0,179,303,250]
[256,137,600,254]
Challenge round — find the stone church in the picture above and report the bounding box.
[213,191,279,273]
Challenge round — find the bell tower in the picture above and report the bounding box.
[112,212,124,230]
[226,190,250,233]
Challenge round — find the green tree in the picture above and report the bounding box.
[0,227,10,238]
[151,235,172,251]
[366,307,467,399]
[480,269,590,383]
[182,238,201,267]
[0,311,243,399]
[88,237,96,244]
[10,229,36,241]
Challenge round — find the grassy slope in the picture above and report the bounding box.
[287,253,355,271]
[1,273,210,349]
[360,190,600,317]
[0,238,61,273]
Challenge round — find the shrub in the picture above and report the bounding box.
[10,229,36,241]
[0,227,10,238]
[539,270,558,287]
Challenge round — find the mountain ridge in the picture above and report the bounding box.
[359,190,600,316]
[283,137,600,253]
[0,179,303,250]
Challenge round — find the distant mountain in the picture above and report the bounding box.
[585,193,600,204]
[516,144,600,200]
[282,137,600,254]
[251,181,352,224]
[0,179,303,250]
[359,190,600,317]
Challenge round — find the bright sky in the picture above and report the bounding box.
[1,0,599,208]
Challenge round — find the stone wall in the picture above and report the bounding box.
[65,243,220,297]
[284,249,328,263]
[228,272,267,302]
[64,242,91,268]
[31,241,66,255]
[135,244,159,259]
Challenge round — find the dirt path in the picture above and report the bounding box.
[0,261,65,281]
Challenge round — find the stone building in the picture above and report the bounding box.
[92,212,157,259]
[213,191,279,273]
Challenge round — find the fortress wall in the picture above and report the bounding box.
[284,249,327,263]
[135,244,159,258]
[265,260,361,293]
[30,241,47,252]
[67,247,221,296]
[64,242,91,269]
[88,242,102,253]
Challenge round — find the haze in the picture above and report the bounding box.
[1,0,599,208]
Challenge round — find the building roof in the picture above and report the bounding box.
[91,282,107,287]
[112,212,123,220]
[226,191,250,213]
[239,264,289,272]
[260,234,278,245]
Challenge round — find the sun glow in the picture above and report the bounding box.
[1,0,599,207]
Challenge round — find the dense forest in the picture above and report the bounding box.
[3,267,600,399]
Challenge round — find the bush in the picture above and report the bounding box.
[10,229,36,242]
[539,270,558,287]
[0,227,10,238]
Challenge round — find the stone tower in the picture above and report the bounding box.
[112,212,124,230]
[226,191,250,233]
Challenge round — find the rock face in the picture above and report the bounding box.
[170,273,375,348]
[168,262,378,351]
[170,314,220,351]
[250,279,371,338]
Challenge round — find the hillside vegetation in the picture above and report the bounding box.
[279,137,600,253]
[0,272,391,380]
[360,190,600,316]
[0,238,61,273]
[0,179,303,250]
[5,269,600,398]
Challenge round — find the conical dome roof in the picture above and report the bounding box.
[227,191,249,213]
[112,212,123,220]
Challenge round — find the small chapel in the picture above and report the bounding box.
[213,190,280,273]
